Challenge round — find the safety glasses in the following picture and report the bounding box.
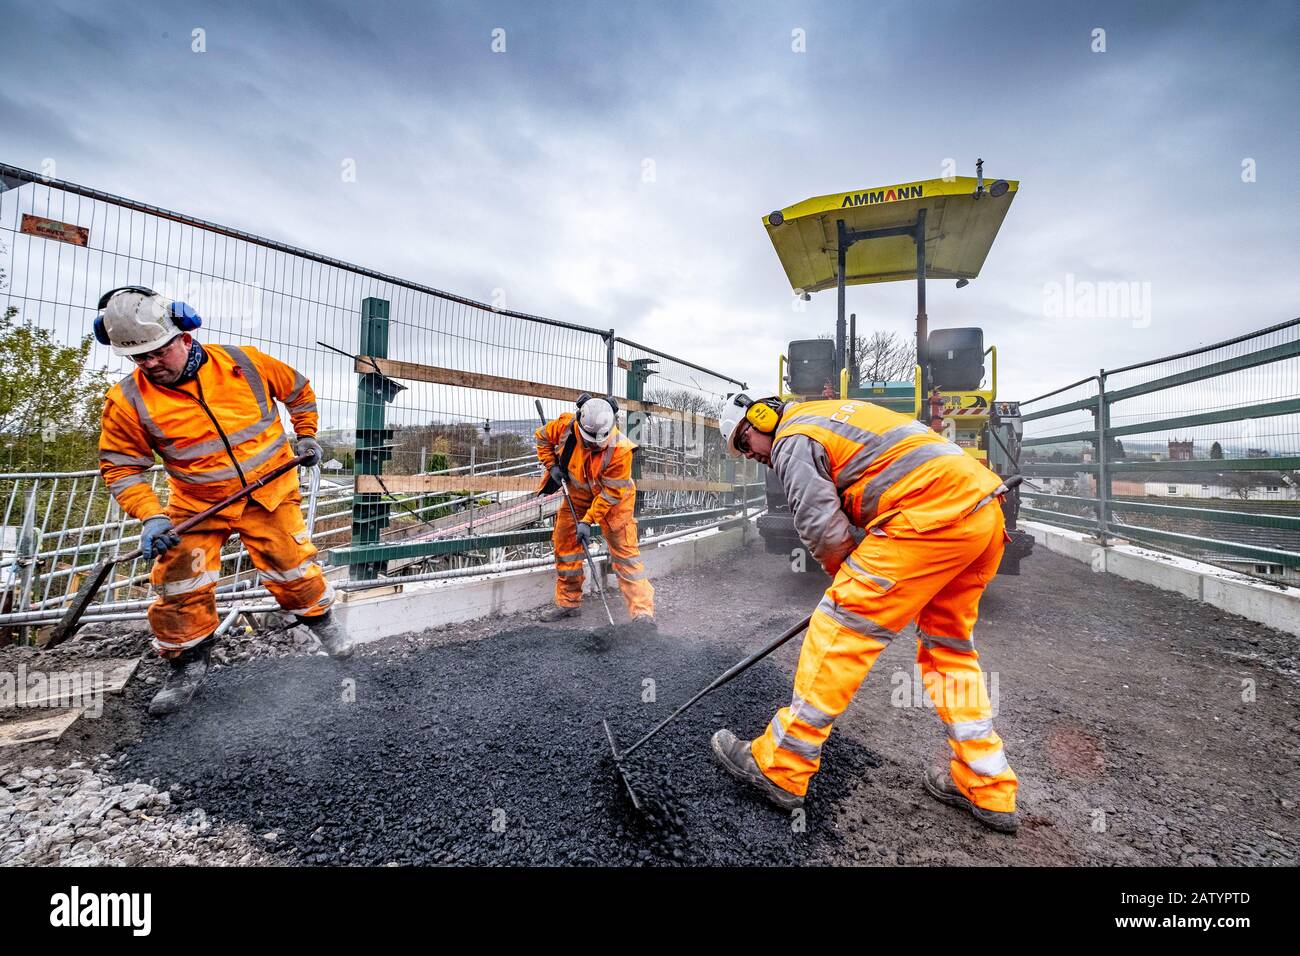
[735,423,754,456]
[128,335,184,365]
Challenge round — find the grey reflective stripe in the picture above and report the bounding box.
[599,490,618,505]
[100,451,154,468]
[108,473,150,495]
[118,375,172,451]
[601,445,615,469]
[166,463,237,484]
[965,748,1010,777]
[834,421,932,491]
[288,400,317,415]
[555,550,585,563]
[790,692,835,729]
[948,718,995,742]
[814,594,897,642]
[602,477,634,488]
[164,413,277,463]
[557,567,584,578]
[859,442,965,521]
[918,628,975,653]
[159,570,220,597]
[776,411,874,445]
[166,436,291,485]
[277,579,336,614]
[614,567,648,581]
[569,479,591,491]
[769,716,821,761]
[259,560,317,583]
[223,346,270,416]
[610,553,640,566]
[285,371,309,405]
[843,554,894,591]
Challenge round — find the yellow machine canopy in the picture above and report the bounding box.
[762,176,1018,293]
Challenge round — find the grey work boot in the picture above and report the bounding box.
[627,614,658,635]
[539,605,580,623]
[148,638,215,716]
[710,729,804,812]
[302,612,354,658]
[923,764,1019,835]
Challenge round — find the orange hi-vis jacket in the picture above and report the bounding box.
[99,344,318,522]
[534,412,637,528]
[772,399,1004,574]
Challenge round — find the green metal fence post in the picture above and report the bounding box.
[351,297,395,581]
[626,357,657,517]
[1096,370,1110,547]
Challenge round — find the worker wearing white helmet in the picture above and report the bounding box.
[710,390,1019,834]
[95,285,352,717]
[534,393,655,629]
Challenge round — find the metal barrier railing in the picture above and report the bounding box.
[0,163,756,633]
[1018,317,1300,584]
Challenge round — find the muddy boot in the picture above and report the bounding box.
[148,638,214,716]
[301,612,353,659]
[923,765,1019,835]
[710,729,804,811]
[539,605,580,623]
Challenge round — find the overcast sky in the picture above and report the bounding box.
[2,0,1297,401]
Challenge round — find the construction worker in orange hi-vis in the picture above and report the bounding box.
[712,392,1020,833]
[534,394,655,631]
[94,286,352,716]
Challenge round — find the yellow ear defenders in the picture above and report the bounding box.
[736,394,782,434]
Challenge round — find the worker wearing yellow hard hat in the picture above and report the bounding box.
[712,391,1019,833]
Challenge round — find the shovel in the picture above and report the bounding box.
[46,454,311,648]
[534,400,616,628]
[602,614,812,810]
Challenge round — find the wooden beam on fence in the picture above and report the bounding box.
[355,475,736,494]
[356,356,721,428]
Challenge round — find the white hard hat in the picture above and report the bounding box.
[720,392,783,457]
[577,397,616,446]
[100,290,181,357]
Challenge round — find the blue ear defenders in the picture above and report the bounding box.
[92,286,202,347]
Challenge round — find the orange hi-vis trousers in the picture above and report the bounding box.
[552,495,654,618]
[148,488,334,657]
[752,501,1018,812]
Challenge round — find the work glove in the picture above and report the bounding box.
[140,515,181,559]
[295,435,322,468]
[575,522,593,547]
[548,464,566,486]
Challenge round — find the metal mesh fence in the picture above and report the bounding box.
[1019,318,1300,584]
[0,163,754,628]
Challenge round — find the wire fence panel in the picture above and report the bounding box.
[0,164,755,628]
[1018,318,1300,584]
[612,336,748,518]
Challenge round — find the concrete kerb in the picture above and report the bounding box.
[1021,520,1300,638]
[333,525,748,644]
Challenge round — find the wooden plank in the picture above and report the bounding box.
[356,356,720,427]
[356,475,539,493]
[1,658,139,709]
[356,475,736,494]
[0,708,84,748]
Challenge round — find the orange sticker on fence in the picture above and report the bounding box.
[20,213,89,246]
